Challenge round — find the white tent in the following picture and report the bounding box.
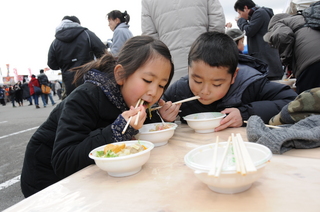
[44,70,62,82]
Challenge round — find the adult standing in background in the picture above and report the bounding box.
[106,10,133,57]
[48,16,106,99]
[22,78,33,106]
[141,0,226,83]
[234,0,284,80]
[263,12,320,94]
[55,80,62,100]
[38,69,56,107]
[28,75,41,109]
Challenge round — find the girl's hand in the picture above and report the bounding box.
[122,105,147,130]
[158,99,180,122]
[214,108,243,132]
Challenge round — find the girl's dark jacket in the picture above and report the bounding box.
[20,72,144,198]
[163,54,297,124]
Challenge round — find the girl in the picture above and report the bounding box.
[106,10,133,57]
[21,36,174,198]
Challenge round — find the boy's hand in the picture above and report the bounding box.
[214,108,243,132]
[158,99,180,122]
[122,105,147,130]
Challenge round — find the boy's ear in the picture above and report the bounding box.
[231,67,239,84]
[114,64,124,85]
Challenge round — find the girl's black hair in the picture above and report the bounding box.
[234,0,256,11]
[188,31,239,75]
[107,10,130,24]
[72,35,174,90]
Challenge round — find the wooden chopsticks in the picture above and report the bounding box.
[150,96,200,111]
[208,134,257,177]
[243,121,281,129]
[122,99,143,134]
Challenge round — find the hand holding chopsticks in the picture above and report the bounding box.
[122,99,144,134]
[150,96,200,111]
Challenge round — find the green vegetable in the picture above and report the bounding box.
[96,150,119,158]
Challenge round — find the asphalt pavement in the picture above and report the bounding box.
[0,95,60,211]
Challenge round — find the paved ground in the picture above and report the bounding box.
[0,95,60,211]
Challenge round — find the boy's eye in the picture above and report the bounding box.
[143,79,152,83]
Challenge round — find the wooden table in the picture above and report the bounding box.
[5,124,320,212]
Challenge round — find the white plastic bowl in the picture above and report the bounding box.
[89,140,154,177]
[184,141,272,194]
[183,112,226,133]
[135,122,178,147]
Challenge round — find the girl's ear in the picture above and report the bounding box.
[231,67,239,84]
[114,64,124,85]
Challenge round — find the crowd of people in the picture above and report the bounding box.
[0,75,62,108]
[2,0,318,199]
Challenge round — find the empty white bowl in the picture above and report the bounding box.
[135,122,178,147]
[183,112,226,133]
[89,140,154,177]
[184,141,272,194]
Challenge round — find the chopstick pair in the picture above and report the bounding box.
[122,99,144,134]
[208,136,231,177]
[150,96,200,111]
[232,133,257,175]
[208,134,256,177]
[243,120,281,129]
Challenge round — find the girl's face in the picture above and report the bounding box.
[188,60,238,105]
[108,18,120,31]
[115,56,172,108]
[237,37,245,52]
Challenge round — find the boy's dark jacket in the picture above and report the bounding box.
[163,54,297,123]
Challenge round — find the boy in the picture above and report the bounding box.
[159,31,297,131]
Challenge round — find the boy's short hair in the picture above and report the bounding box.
[188,31,239,75]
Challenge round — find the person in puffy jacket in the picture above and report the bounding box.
[106,10,133,57]
[141,0,226,83]
[263,11,320,94]
[159,32,297,131]
[47,16,106,99]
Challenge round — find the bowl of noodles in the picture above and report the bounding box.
[89,140,154,177]
[135,122,178,147]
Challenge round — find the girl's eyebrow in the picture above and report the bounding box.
[145,71,168,82]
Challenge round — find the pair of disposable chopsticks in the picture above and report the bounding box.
[122,99,144,134]
[208,136,231,177]
[232,133,257,175]
[150,96,200,111]
[243,121,281,129]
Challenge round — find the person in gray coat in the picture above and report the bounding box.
[263,12,320,94]
[142,0,225,83]
[106,10,133,57]
[234,0,284,80]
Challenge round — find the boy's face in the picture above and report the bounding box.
[188,61,238,105]
[238,37,245,52]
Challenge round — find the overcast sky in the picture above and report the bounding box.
[0,0,289,76]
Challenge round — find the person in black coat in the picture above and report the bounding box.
[47,16,107,99]
[21,35,174,198]
[159,32,297,131]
